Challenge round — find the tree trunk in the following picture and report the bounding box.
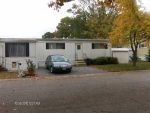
[132,58,136,66]
[132,49,137,66]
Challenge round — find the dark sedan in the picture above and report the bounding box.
[45,55,72,73]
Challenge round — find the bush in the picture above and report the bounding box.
[107,57,112,64]
[107,57,119,64]
[130,54,139,61]
[90,58,97,65]
[95,57,108,65]
[26,59,36,71]
[84,58,92,66]
[145,49,150,62]
[86,57,119,65]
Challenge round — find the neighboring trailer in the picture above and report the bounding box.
[0,38,37,70]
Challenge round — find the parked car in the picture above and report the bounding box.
[45,55,72,73]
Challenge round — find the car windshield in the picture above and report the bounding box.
[51,55,68,62]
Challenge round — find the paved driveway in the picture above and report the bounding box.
[35,66,106,77]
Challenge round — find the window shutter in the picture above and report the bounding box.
[62,43,65,49]
[5,43,9,57]
[92,43,94,49]
[26,43,29,57]
[46,43,49,49]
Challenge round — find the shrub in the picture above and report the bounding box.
[145,49,150,62]
[88,57,119,65]
[109,57,119,64]
[26,59,36,71]
[95,57,108,65]
[130,54,139,61]
[90,58,97,65]
[84,58,92,66]
[107,57,112,64]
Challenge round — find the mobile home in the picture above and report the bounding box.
[0,38,111,70]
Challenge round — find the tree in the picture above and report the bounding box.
[79,0,117,38]
[56,5,90,39]
[42,32,55,39]
[67,3,91,38]
[56,17,72,38]
[48,0,74,11]
[66,1,117,39]
[49,0,116,39]
[48,0,115,11]
[109,0,150,66]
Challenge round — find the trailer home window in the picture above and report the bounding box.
[139,43,147,48]
[46,43,65,49]
[5,43,29,57]
[92,43,107,49]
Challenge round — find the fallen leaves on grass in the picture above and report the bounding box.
[0,71,18,79]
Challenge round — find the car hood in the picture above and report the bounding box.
[52,62,71,65]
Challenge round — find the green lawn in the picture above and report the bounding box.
[93,61,150,72]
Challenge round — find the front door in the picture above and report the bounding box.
[75,44,83,60]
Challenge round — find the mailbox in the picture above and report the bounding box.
[18,63,21,65]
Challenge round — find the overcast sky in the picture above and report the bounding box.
[0,0,149,38]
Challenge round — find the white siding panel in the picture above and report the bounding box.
[29,43,36,57]
[83,43,111,59]
[37,42,76,67]
[5,57,36,70]
[4,43,36,70]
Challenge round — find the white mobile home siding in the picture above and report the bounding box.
[82,43,111,58]
[37,41,76,67]
[0,40,37,70]
[0,38,111,70]
[37,39,111,67]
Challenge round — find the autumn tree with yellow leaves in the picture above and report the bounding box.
[48,0,115,11]
[109,0,150,66]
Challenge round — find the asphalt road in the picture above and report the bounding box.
[1,70,150,113]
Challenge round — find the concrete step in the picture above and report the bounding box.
[75,60,87,66]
